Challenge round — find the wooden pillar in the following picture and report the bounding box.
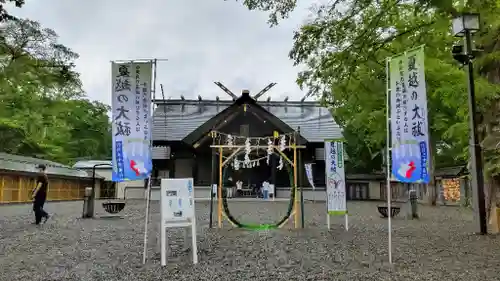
[170,158,176,178]
[298,141,305,228]
[293,132,299,228]
[192,154,198,184]
[209,148,216,228]
[460,178,468,206]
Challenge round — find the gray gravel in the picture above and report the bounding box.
[1,199,500,280]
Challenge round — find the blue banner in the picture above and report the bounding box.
[111,61,153,182]
[389,47,431,183]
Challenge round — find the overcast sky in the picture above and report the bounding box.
[10,0,316,105]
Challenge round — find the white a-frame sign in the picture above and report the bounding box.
[160,178,198,266]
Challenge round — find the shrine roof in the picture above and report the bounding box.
[152,98,341,143]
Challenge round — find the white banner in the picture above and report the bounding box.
[111,61,153,182]
[325,140,347,215]
[389,47,430,183]
[304,163,315,190]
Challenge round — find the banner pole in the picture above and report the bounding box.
[142,176,152,264]
[142,59,157,264]
[386,57,393,265]
[344,213,349,231]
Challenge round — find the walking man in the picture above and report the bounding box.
[32,164,50,225]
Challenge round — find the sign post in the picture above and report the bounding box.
[324,140,348,231]
[160,178,198,266]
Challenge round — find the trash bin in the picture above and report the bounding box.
[82,187,94,218]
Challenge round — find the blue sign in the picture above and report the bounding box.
[391,142,430,183]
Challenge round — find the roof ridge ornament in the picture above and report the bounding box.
[214,81,237,99]
[254,83,276,100]
[214,81,277,102]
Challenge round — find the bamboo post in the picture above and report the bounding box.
[298,127,305,228]
[218,147,223,228]
[209,147,215,228]
[293,132,299,228]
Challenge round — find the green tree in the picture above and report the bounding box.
[235,0,465,26]
[237,0,500,207]
[0,0,24,22]
[0,18,111,164]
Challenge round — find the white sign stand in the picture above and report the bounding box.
[326,212,349,231]
[160,178,198,266]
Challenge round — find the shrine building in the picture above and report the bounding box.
[149,85,341,199]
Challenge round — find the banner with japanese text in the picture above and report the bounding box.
[325,140,347,215]
[389,47,430,183]
[111,61,153,182]
[304,163,315,190]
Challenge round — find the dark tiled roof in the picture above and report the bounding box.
[0,153,92,178]
[72,160,112,169]
[435,166,467,177]
[346,173,385,180]
[152,99,342,142]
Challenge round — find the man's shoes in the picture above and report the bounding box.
[43,214,50,223]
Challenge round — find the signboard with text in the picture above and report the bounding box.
[160,178,195,222]
[159,178,197,266]
[111,61,153,182]
[389,47,430,183]
[325,140,347,215]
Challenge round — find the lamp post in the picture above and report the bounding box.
[451,13,487,235]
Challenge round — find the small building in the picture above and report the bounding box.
[149,91,342,199]
[0,153,98,203]
[435,165,468,205]
[72,160,146,199]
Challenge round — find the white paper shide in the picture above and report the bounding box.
[304,163,315,190]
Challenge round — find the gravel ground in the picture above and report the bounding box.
[1,199,500,280]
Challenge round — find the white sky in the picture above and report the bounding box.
[10,0,317,105]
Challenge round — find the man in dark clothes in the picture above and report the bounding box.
[32,164,50,225]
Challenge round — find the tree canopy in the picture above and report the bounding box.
[0,19,111,164]
[0,0,23,22]
[238,0,500,176]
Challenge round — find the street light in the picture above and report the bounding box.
[452,13,480,37]
[451,12,487,235]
